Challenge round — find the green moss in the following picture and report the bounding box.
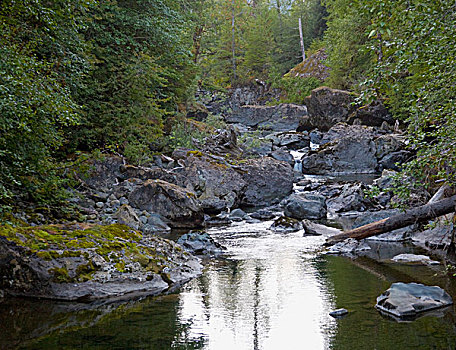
[186,150,203,157]
[115,261,126,272]
[75,261,96,281]
[0,223,175,280]
[49,267,72,283]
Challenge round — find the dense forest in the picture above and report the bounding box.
[0,0,455,216]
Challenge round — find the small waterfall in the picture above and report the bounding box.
[290,150,305,173]
[293,159,303,173]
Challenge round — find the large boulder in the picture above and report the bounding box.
[303,87,357,131]
[301,124,379,174]
[0,224,201,301]
[225,104,308,132]
[376,283,453,319]
[172,149,247,213]
[304,87,394,130]
[240,157,294,207]
[283,193,327,220]
[128,179,204,228]
[347,101,394,127]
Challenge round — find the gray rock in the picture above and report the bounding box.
[95,202,104,209]
[0,224,202,301]
[375,134,406,159]
[230,208,247,219]
[265,131,310,150]
[303,87,356,131]
[283,193,327,220]
[250,209,276,220]
[226,104,308,133]
[240,157,294,207]
[128,179,204,229]
[113,205,141,230]
[326,183,371,213]
[197,127,243,157]
[302,124,379,175]
[80,156,124,191]
[391,254,440,265]
[327,238,371,254]
[329,308,349,318]
[379,150,413,171]
[302,220,341,237]
[111,199,121,208]
[172,149,247,211]
[352,209,413,242]
[269,149,294,166]
[145,213,171,233]
[376,283,453,319]
[120,197,129,205]
[347,100,394,127]
[177,231,225,256]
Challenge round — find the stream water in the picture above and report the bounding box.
[2,219,456,349]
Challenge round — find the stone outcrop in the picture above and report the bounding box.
[303,87,357,131]
[172,149,247,213]
[239,157,294,207]
[225,104,308,132]
[0,224,202,301]
[303,86,394,130]
[128,179,204,228]
[302,124,379,174]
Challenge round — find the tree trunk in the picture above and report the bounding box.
[325,195,456,245]
[231,0,237,82]
[298,17,306,62]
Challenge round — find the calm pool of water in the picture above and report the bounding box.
[2,220,456,349]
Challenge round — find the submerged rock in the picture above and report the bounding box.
[376,283,453,319]
[326,238,371,255]
[391,254,440,265]
[329,308,349,318]
[0,224,202,301]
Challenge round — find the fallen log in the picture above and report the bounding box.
[325,195,456,245]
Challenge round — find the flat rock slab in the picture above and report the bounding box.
[376,282,453,319]
[391,254,440,265]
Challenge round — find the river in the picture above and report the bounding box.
[2,218,456,349]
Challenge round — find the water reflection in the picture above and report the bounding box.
[174,221,336,349]
[3,220,456,349]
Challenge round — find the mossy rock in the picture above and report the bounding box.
[0,223,202,301]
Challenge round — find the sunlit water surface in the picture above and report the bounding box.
[2,220,456,349]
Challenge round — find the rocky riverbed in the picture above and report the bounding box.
[1,85,453,310]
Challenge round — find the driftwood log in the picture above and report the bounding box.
[325,195,456,246]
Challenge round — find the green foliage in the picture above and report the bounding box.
[270,76,322,104]
[323,0,375,89]
[71,0,196,155]
[196,0,327,87]
[0,0,89,208]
